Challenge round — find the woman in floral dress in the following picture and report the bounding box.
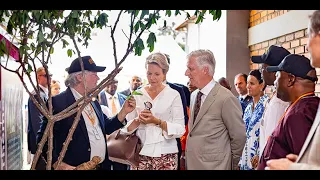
[239,69,269,170]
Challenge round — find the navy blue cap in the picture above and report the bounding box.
[251,45,291,66]
[266,54,318,82]
[66,56,106,74]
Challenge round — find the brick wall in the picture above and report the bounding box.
[249,28,320,96]
[249,10,291,27]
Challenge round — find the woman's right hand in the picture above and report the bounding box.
[127,119,140,132]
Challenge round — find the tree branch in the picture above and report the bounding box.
[110,10,123,67]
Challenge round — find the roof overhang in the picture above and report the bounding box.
[175,15,197,31]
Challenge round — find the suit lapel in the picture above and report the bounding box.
[117,93,124,106]
[190,83,220,132]
[297,102,320,162]
[66,88,89,143]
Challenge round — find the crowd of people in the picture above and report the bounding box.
[26,10,320,170]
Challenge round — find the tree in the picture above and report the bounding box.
[0,10,222,170]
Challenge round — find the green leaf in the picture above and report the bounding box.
[215,10,222,21]
[139,21,145,31]
[71,10,78,18]
[165,10,171,17]
[135,10,140,17]
[61,39,69,48]
[19,46,25,57]
[175,10,181,16]
[126,90,143,100]
[26,64,33,75]
[147,32,156,52]
[97,13,108,27]
[151,17,156,25]
[50,47,54,54]
[37,30,45,43]
[134,38,145,56]
[134,22,139,33]
[43,10,49,18]
[30,43,35,51]
[140,10,149,20]
[67,49,72,57]
[0,39,8,55]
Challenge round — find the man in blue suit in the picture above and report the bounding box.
[37,56,136,170]
[28,67,51,169]
[98,79,129,170]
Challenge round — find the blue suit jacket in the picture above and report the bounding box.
[98,91,127,107]
[37,87,124,169]
[28,88,47,154]
[167,82,188,125]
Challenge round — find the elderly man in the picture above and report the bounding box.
[184,49,246,170]
[257,54,319,170]
[37,56,136,170]
[266,10,320,170]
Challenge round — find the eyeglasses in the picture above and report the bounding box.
[39,74,52,78]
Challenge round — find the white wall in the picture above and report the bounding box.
[199,11,227,80]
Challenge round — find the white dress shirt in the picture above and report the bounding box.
[259,92,289,157]
[100,105,112,118]
[105,92,121,115]
[39,84,49,98]
[70,88,106,163]
[198,79,216,106]
[123,84,185,157]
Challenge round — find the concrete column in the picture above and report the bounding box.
[226,10,250,96]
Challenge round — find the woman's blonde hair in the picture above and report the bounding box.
[145,52,170,74]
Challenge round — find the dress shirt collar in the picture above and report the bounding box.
[199,79,216,96]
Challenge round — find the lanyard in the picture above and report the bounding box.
[83,104,96,126]
[266,92,314,141]
[276,92,315,125]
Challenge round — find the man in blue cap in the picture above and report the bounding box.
[250,45,291,167]
[37,56,136,170]
[257,54,319,170]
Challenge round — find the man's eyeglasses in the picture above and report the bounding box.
[39,74,52,78]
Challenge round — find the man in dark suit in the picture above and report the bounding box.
[234,73,252,114]
[37,56,136,170]
[120,75,143,96]
[28,67,51,166]
[97,79,129,170]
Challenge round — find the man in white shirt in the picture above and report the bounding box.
[27,67,52,169]
[98,79,127,117]
[98,79,129,170]
[251,45,290,159]
[184,49,246,170]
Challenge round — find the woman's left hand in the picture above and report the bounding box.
[139,109,157,124]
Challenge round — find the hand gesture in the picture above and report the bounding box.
[139,109,157,125]
[122,95,136,114]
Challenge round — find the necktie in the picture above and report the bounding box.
[111,96,117,116]
[193,91,203,123]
